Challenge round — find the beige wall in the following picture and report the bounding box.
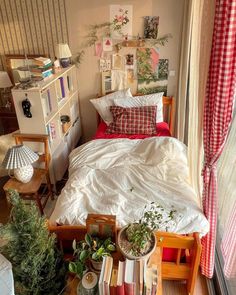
[66,0,185,141]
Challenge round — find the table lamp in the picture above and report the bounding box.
[1,145,39,183]
[55,43,72,68]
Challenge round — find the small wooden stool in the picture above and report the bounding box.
[3,133,54,215]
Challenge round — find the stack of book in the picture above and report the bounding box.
[32,57,53,79]
[99,257,158,295]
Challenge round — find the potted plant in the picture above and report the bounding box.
[69,233,116,273]
[118,202,178,260]
[0,190,66,294]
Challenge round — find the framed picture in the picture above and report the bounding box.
[144,16,159,39]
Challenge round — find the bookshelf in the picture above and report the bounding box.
[12,65,82,184]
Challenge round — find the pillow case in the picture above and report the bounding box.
[90,89,132,125]
[113,92,164,123]
[106,106,157,135]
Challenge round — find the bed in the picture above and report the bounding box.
[48,91,208,293]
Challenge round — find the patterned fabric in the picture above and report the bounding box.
[201,0,236,278]
[221,202,236,279]
[106,106,157,135]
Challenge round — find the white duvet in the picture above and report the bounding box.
[50,137,209,236]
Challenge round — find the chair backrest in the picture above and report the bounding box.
[156,231,202,295]
[13,133,50,170]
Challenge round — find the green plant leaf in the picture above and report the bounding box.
[92,252,99,261]
[85,233,92,247]
[107,244,116,251]
[68,262,77,273]
[80,249,89,262]
[72,239,77,251]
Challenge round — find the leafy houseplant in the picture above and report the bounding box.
[0,190,66,295]
[118,202,178,259]
[69,233,116,274]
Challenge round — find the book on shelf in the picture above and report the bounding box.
[31,62,53,72]
[124,259,135,295]
[99,256,113,295]
[32,68,53,79]
[41,89,52,117]
[34,56,52,66]
[99,257,158,295]
[117,260,125,295]
[56,77,66,102]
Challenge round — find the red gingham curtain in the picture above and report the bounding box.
[201,0,236,278]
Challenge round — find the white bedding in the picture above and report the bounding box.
[50,137,209,236]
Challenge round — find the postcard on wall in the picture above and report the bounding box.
[99,58,111,72]
[144,16,159,39]
[103,37,113,51]
[112,54,123,70]
[95,42,103,57]
[110,5,133,39]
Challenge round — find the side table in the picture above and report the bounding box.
[65,247,162,295]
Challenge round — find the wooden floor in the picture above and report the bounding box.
[0,176,209,295]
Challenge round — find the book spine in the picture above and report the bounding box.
[47,89,52,112]
[59,77,65,98]
[124,282,135,295]
[117,285,125,295]
[110,286,117,295]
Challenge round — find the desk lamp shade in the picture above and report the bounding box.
[55,43,72,68]
[0,71,12,88]
[2,145,39,183]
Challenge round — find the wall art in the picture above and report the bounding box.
[144,16,159,39]
[110,5,133,39]
[137,48,169,95]
[99,58,111,72]
[112,54,123,70]
[103,37,113,51]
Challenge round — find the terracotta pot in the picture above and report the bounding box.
[117,224,157,260]
[90,259,103,271]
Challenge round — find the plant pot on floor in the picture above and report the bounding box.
[117,224,157,260]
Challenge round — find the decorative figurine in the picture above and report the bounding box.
[22,94,32,118]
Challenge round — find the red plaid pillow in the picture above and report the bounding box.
[106,106,157,135]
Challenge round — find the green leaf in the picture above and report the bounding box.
[72,239,77,251]
[85,233,92,247]
[92,252,99,260]
[107,244,116,252]
[79,249,89,262]
[68,262,77,273]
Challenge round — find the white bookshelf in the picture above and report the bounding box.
[12,65,82,184]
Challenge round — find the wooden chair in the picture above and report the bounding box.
[3,133,53,215]
[156,231,202,295]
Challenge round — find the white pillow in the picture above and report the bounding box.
[90,89,132,125]
[114,92,164,123]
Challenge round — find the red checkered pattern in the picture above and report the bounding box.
[106,106,157,135]
[221,202,236,279]
[201,0,236,278]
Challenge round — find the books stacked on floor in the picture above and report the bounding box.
[31,57,53,79]
[99,257,158,295]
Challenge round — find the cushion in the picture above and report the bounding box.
[114,92,164,123]
[106,106,157,135]
[90,89,132,125]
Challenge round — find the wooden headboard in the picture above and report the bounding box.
[96,94,175,136]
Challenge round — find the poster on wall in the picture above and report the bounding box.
[110,5,133,39]
[144,16,159,39]
[137,48,169,95]
[112,54,123,70]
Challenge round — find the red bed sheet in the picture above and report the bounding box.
[94,121,171,139]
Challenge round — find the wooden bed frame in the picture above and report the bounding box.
[96,95,176,136]
[48,220,201,295]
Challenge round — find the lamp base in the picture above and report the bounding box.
[14,165,34,183]
[60,58,71,68]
